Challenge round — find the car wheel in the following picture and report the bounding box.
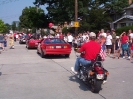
[41,50,46,58]
[26,45,30,49]
[19,41,21,44]
[37,49,39,54]
[65,54,70,58]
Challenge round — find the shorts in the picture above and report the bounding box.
[3,41,7,47]
[106,45,112,49]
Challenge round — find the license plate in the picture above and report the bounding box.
[97,74,104,79]
[56,46,61,48]
[23,40,26,42]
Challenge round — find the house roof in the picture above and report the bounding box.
[113,15,133,23]
[125,3,133,9]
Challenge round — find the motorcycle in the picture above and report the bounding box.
[74,46,109,93]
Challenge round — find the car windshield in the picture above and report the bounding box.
[44,38,66,44]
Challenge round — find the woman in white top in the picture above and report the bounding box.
[106,32,112,56]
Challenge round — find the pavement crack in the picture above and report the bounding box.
[51,59,74,75]
[98,93,106,99]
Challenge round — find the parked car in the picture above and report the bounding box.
[37,38,72,58]
[19,35,29,44]
[26,38,41,49]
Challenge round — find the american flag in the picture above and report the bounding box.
[99,47,105,61]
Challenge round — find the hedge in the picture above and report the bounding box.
[115,26,133,36]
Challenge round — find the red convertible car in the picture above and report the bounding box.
[37,38,72,58]
[26,39,41,49]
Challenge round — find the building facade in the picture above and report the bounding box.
[112,0,133,29]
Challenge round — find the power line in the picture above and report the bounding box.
[0,0,19,5]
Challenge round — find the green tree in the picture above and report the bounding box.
[19,6,48,30]
[33,0,129,32]
[11,21,17,31]
[3,23,11,33]
[105,0,129,21]
[0,19,6,33]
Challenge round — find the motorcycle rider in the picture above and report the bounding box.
[71,32,101,74]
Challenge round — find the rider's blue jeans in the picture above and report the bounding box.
[74,57,91,71]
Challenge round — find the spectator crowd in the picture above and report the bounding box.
[1,28,133,62]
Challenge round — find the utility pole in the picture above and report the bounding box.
[36,4,39,35]
[75,0,78,36]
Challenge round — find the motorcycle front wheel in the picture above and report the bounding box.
[91,79,103,93]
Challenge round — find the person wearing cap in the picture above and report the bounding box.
[71,32,101,74]
[111,29,116,54]
[113,36,121,59]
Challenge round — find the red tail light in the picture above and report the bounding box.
[46,46,54,49]
[64,46,68,48]
[94,66,104,74]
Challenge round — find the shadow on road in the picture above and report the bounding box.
[37,53,69,59]
[69,75,91,91]
[0,72,2,76]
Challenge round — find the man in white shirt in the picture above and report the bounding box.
[67,32,73,47]
[129,29,133,42]
[99,29,107,38]
[106,32,112,56]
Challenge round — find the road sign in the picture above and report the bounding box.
[74,21,79,27]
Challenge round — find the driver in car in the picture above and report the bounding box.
[71,32,101,74]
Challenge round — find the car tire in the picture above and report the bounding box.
[37,49,39,54]
[26,45,30,49]
[41,50,46,58]
[65,54,70,58]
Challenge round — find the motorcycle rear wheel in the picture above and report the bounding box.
[91,79,103,93]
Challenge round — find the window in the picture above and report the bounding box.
[128,23,132,26]
[44,38,66,44]
[131,10,133,15]
[120,23,126,27]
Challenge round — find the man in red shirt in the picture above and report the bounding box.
[120,32,130,59]
[71,32,101,74]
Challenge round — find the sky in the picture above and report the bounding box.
[0,0,47,25]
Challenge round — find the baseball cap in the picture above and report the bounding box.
[90,32,96,37]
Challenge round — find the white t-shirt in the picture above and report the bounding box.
[64,36,68,42]
[100,33,107,38]
[16,34,18,38]
[129,33,133,39]
[106,35,112,45]
[67,35,73,42]
[56,34,59,38]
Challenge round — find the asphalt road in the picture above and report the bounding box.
[0,41,133,99]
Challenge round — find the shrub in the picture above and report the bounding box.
[115,26,133,36]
